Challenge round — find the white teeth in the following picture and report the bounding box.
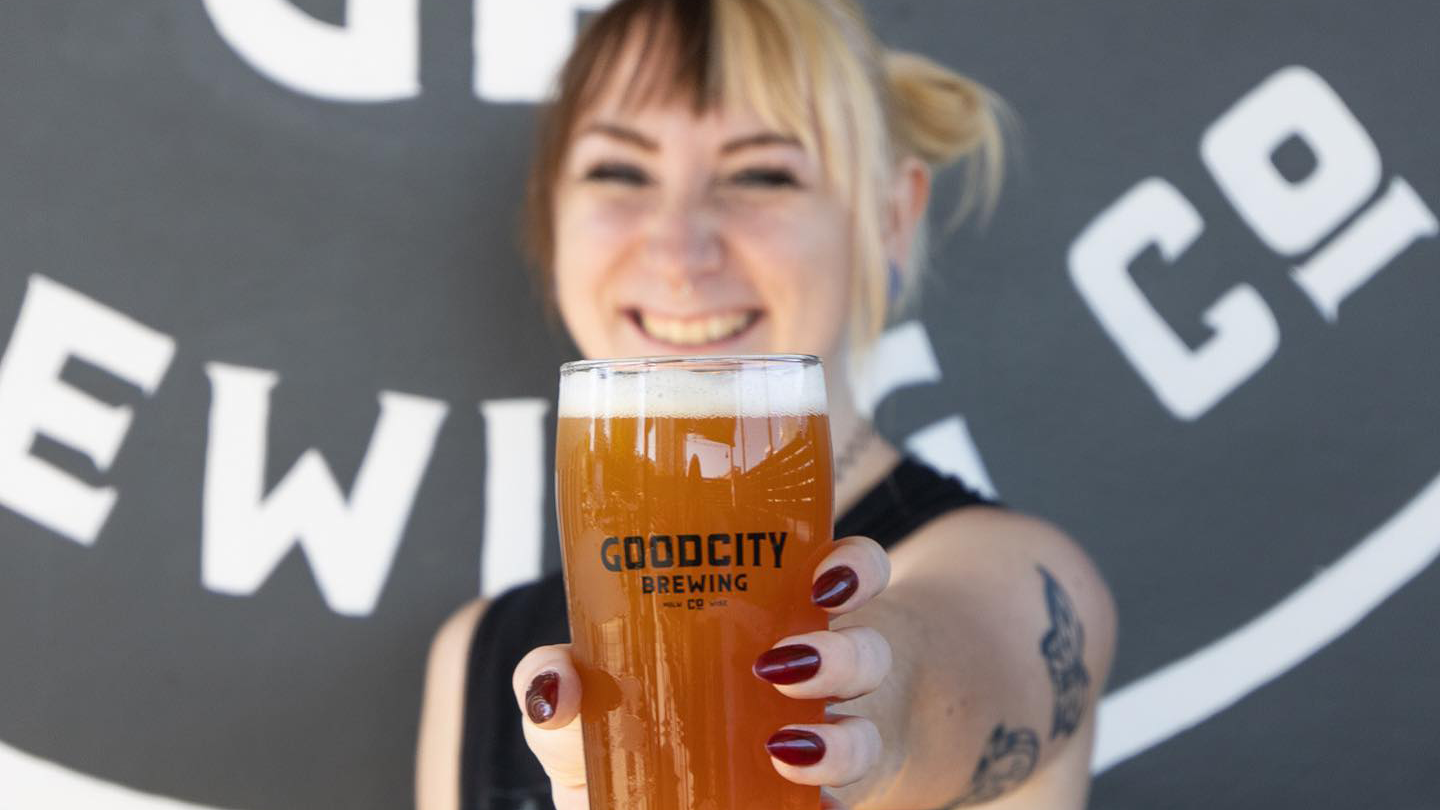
[639,312,753,346]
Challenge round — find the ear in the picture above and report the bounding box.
[884,156,932,270]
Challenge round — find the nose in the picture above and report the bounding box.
[644,192,722,295]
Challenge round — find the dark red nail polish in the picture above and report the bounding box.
[766,729,826,766]
[812,565,859,608]
[526,671,559,724]
[753,644,821,684]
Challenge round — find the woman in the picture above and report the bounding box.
[418,1,1116,808]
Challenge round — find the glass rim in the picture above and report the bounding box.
[560,354,821,375]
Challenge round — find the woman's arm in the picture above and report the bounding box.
[476,508,1114,810]
[415,598,489,810]
[830,508,1117,809]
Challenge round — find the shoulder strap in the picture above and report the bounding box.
[461,572,568,810]
[835,457,996,549]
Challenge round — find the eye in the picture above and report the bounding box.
[584,162,650,186]
[728,167,800,188]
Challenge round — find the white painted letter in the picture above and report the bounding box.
[1202,66,1381,257]
[906,417,997,499]
[1292,178,1438,321]
[474,0,610,102]
[479,399,550,597]
[0,276,174,544]
[202,364,447,616]
[202,0,420,102]
[1069,179,1280,421]
[853,321,997,496]
[851,321,942,418]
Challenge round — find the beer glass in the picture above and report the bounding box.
[556,355,833,810]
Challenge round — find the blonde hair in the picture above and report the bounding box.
[525,0,1005,347]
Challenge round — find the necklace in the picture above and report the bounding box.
[833,421,877,487]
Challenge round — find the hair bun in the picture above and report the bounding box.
[885,49,1006,222]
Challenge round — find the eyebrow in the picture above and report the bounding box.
[579,122,658,151]
[720,132,801,154]
[578,123,801,155]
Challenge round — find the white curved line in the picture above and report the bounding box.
[0,740,238,809]
[1093,468,1440,773]
[6,474,1437,804]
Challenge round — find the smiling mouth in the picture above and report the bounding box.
[629,309,763,347]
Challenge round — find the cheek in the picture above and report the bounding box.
[553,196,648,352]
[555,196,646,280]
[732,206,854,350]
[794,249,853,354]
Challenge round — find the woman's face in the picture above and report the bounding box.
[551,85,854,362]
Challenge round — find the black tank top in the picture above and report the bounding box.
[459,458,993,810]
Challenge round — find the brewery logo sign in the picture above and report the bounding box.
[0,2,1435,809]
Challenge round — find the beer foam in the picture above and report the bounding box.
[558,358,827,418]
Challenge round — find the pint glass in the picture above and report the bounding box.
[556,355,833,810]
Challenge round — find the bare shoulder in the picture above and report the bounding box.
[415,598,490,810]
[429,598,490,672]
[887,505,1118,676]
[421,597,491,726]
[887,506,1079,577]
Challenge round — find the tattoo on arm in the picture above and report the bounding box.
[954,723,1040,806]
[946,568,1087,805]
[1038,565,1090,739]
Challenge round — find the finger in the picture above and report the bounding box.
[765,715,882,788]
[753,626,891,701]
[551,782,590,810]
[820,790,848,810]
[523,719,588,795]
[512,645,588,791]
[512,645,581,729]
[811,536,890,614]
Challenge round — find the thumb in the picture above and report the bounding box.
[512,644,581,729]
[512,645,587,792]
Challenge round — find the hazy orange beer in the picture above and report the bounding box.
[556,356,833,810]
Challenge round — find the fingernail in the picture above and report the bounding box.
[812,565,859,608]
[766,729,826,766]
[525,671,559,724]
[753,644,821,684]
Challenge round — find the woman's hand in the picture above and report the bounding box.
[511,536,893,810]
